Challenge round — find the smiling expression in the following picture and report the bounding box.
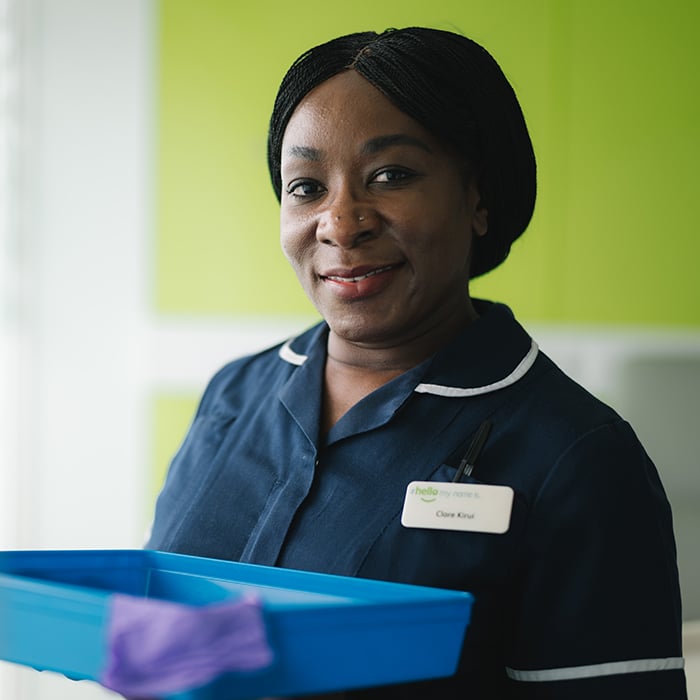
[280,70,487,352]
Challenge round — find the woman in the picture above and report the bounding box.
[148,28,687,698]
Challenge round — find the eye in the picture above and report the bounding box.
[286,179,325,199]
[371,167,417,185]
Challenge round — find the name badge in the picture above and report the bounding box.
[401,480,514,534]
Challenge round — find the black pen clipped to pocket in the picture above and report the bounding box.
[452,420,492,483]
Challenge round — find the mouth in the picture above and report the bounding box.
[320,264,401,283]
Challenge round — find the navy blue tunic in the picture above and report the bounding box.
[148,301,687,698]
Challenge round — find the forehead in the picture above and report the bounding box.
[281,70,438,155]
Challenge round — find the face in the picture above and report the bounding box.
[280,70,487,350]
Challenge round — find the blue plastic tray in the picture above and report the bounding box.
[0,549,473,698]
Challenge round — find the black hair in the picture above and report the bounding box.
[267,27,536,278]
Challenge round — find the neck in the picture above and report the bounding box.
[326,301,479,375]
[320,300,479,436]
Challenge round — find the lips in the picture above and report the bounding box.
[319,262,403,301]
[320,264,401,283]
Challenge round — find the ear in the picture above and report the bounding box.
[472,198,489,237]
[465,177,488,238]
[472,202,488,238]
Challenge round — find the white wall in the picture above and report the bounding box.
[1,0,153,697]
[22,0,153,551]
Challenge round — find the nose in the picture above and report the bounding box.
[316,195,377,249]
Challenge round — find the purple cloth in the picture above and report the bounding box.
[101,593,273,697]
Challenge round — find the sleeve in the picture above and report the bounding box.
[145,365,239,552]
[505,420,688,699]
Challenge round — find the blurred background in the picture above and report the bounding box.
[0,0,698,697]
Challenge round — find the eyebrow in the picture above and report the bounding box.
[362,133,433,155]
[284,133,433,162]
[285,145,323,161]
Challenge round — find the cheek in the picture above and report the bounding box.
[413,225,473,283]
[400,210,472,263]
[280,213,312,270]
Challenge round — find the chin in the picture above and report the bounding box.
[327,315,403,346]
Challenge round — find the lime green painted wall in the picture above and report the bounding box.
[156,0,700,325]
[151,2,700,498]
[151,394,198,497]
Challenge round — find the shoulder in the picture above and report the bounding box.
[197,321,327,417]
[513,351,653,482]
[466,301,627,449]
[512,357,672,546]
[470,306,652,496]
[524,350,623,436]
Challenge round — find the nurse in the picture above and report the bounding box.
[148,27,687,699]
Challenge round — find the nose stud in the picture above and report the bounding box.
[334,214,366,222]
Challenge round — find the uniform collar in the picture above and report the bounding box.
[277,301,538,399]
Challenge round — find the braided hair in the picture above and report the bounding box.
[267,27,536,278]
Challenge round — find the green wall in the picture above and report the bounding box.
[151,1,700,495]
[156,0,700,325]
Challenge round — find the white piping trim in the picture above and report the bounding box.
[415,340,539,397]
[278,340,307,366]
[506,656,685,682]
